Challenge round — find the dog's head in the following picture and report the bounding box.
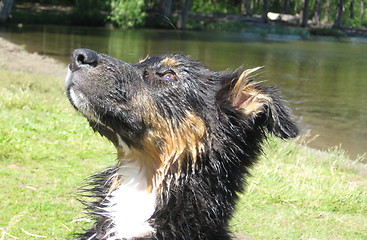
[66,48,298,182]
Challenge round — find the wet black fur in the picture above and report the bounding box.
[66,49,298,240]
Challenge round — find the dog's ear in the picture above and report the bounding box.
[220,67,298,139]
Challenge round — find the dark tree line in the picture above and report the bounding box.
[0,0,13,23]
[1,0,366,29]
[153,0,366,28]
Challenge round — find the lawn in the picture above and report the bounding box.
[0,68,366,239]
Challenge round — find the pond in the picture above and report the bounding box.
[0,25,366,159]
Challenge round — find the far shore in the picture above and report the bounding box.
[7,3,367,39]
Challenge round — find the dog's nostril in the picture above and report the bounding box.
[77,54,86,65]
[71,48,99,71]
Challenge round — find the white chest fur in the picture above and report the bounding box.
[103,161,156,239]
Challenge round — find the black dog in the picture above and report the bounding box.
[65,49,298,240]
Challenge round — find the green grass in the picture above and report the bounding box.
[0,68,366,239]
[0,69,114,239]
[231,141,367,239]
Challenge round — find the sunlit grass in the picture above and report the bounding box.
[231,140,367,239]
[0,68,366,239]
[0,69,114,239]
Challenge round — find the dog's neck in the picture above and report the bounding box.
[104,160,156,239]
[103,135,156,239]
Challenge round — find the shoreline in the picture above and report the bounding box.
[184,12,367,38]
[0,36,67,77]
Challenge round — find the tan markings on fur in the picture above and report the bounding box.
[139,55,150,63]
[117,145,127,160]
[106,145,124,195]
[161,57,178,67]
[232,67,262,96]
[145,110,206,189]
[110,94,206,193]
[231,67,272,116]
[108,175,123,194]
[109,146,157,194]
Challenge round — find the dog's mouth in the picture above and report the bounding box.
[65,69,103,129]
[65,49,119,147]
[65,48,99,121]
[65,49,147,153]
[66,83,129,149]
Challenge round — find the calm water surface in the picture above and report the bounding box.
[1,25,366,159]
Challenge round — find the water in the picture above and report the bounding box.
[1,25,366,159]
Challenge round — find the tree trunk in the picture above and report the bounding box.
[162,0,173,17]
[177,0,191,30]
[313,0,323,25]
[361,0,365,21]
[333,0,344,28]
[350,0,355,19]
[301,0,310,27]
[283,0,290,14]
[241,0,251,15]
[323,0,331,23]
[262,0,269,23]
[0,0,13,23]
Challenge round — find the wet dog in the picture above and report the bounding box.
[65,49,298,240]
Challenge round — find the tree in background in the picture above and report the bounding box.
[313,0,323,26]
[177,0,191,29]
[262,0,269,23]
[300,0,310,27]
[6,0,367,29]
[282,0,290,14]
[72,0,107,26]
[241,0,251,15]
[0,0,13,23]
[361,0,365,23]
[323,0,332,24]
[334,0,345,28]
[108,0,146,28]
[162,0,173,17]
[350,0,355,19]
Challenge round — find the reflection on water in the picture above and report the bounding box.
[1,25,366,159]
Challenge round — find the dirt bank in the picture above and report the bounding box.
[0,37,67,77]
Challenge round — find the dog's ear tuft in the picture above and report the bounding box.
[222,67,298,139]
[229,67,265,116]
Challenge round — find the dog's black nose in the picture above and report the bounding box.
[70,48,99,71]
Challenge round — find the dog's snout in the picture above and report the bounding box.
[70,48,99,71]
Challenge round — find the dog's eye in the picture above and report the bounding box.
[163,73,175,80]
[160,70,176,81]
